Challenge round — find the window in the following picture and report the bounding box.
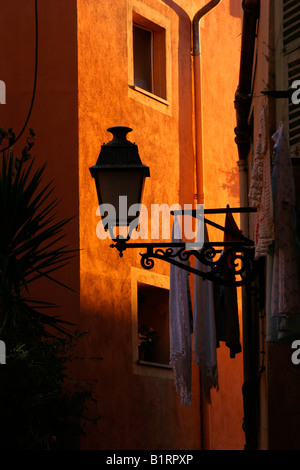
[131,268,172,378]
[288,54,300,156]
[132,12,167,101]
[283,1,300,157]
[275,0,300,157]
[133,25,153,94]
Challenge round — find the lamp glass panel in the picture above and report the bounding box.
[95,169,144,224]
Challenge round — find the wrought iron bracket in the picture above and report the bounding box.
[109,206,258,287]
[261,89,293,99]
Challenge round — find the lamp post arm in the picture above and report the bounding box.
[107,206,258,286]
[110,238,257,287]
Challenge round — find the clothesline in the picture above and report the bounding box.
[171,206,256,243]
[171,206,257,215]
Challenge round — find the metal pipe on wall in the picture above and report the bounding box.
[234,0,260,232]
[192,0,222,207]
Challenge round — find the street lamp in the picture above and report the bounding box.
[89,126,150,230]
[89,127,258,286]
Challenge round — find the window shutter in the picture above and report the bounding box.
[283,0,300,157]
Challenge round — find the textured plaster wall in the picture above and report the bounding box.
[77,0,200,450]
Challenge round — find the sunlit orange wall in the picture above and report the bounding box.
[77,0,202,450]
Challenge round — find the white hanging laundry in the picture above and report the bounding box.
[169,216,192,405]
[248,106,274,259]
[193,222,218,403]
[271,122,300,317]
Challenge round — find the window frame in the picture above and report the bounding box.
[127,1,171,111]
[132,14,167,102]
[275,0,300,158]
[131,267,173,379]
[137,281,170,367]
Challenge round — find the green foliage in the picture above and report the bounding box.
[0,129,98,449]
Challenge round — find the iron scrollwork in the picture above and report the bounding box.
[110,207,258,287]
[139,242,257,287]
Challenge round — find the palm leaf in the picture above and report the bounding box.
[0,130,78,338]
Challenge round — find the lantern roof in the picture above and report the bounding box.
[90,126,150,173]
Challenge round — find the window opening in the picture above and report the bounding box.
[132,14,167,100]
[137,282,170,366]
[276,0,300,157]
[133,25,153,94]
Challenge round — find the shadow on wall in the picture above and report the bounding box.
[221,166,240,198]
[230,0,242,18]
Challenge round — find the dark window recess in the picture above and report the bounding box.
[137,283,170,365]
[133,25,153,93]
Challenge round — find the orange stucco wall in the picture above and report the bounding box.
[77,0,201,450]
[1,0,245,450]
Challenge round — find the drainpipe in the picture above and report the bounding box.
[234,0,260,236]
[234,0,260,450]
[192,0,222,207]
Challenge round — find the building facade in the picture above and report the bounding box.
[235,0,300,450]
[0,0,273,450]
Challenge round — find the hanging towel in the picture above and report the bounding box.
[266,253,300,343]
[213,212,242,358]
[249,107,274,259]
[271,122,300,317]
[169,216,192,406]
[193,223,218,403]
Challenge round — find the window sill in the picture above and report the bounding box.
[130,85,169,106]
[137,359,172,370]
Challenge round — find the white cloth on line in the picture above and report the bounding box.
[271,122,300,317]
[169,216,192,405]
[248,106,274,259]
[193,222,218,403]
